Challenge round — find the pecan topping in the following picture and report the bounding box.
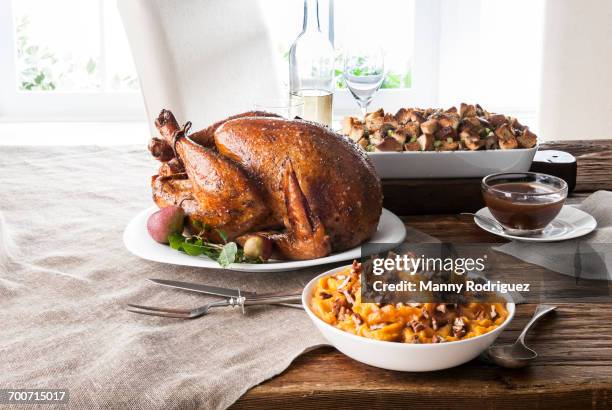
[351,260,361,275]
[342,290,355,306]
[433,335,445,343]
[331,299,345,317]
[319,292,332,299]
[452,317,467,338]
[410,320,425,333]
[337,275,351,290]
[433,316,448,329]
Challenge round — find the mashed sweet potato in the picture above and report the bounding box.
[310,261,508,344]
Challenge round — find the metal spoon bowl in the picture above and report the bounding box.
[484,304,556,368]
[460,212,506,233]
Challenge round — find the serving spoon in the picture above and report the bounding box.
[483,304,557,368]
[460,212,506,233]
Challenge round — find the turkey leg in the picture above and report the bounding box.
[154,110,270,240]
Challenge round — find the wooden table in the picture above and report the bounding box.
[233,140,612,409]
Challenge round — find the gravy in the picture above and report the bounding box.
[483,182,565,231]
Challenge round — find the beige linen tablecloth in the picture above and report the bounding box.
[0,146,331,409]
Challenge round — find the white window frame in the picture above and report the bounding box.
[0,0,144,121]
[0,0,442,121]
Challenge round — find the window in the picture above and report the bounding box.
[262,0,439,115]
[0,0,544,123]
[0,0,145,120]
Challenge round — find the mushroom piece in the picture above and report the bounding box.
[410,110,427,124]
[510,117,526,131]
[374,137,403,152]
[462,116,483,132]
[445,106,458,114]
[395,108,412,125]
[438,113,461,130]
[487,113,507,127]
[494,123,516,141]
[475,103,486,117]
[495,124,519,149]
[460,103,477,118]
[420,119,439,135]
[477,117,492,129]
[517,127,537,148]
[417,134,435,151]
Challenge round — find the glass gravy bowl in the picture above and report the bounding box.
[482,172,568,236]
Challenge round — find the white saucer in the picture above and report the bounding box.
[123,206,406,272]
[474,205,597,242]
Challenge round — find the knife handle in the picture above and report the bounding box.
[243,294,302,305]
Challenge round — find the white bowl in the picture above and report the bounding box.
[302,266,516,372]
[368,146,538,179]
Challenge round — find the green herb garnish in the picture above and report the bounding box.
[216,229,228,244]
[167,233,258,268]
[218,242,238,267]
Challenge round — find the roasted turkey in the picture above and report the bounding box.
[148,109,382,260]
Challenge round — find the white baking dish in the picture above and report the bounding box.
[368,146,538,179]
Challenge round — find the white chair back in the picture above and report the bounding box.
[118,0,284,133]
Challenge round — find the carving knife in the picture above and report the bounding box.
[148,278,303,309]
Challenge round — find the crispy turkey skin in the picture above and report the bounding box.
[150,110,383,260]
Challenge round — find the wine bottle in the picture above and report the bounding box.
[288,0,335,126]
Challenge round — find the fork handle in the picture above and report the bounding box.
[243,294,302,305]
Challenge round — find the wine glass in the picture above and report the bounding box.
[343,46,385,119]
[254,96,305,119]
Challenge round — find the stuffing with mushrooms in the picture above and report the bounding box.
[341,103,537,152]
[309,261,509,344]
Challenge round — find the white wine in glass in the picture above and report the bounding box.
[292,89,333,126]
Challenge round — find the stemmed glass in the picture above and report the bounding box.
[343,46,385,119]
